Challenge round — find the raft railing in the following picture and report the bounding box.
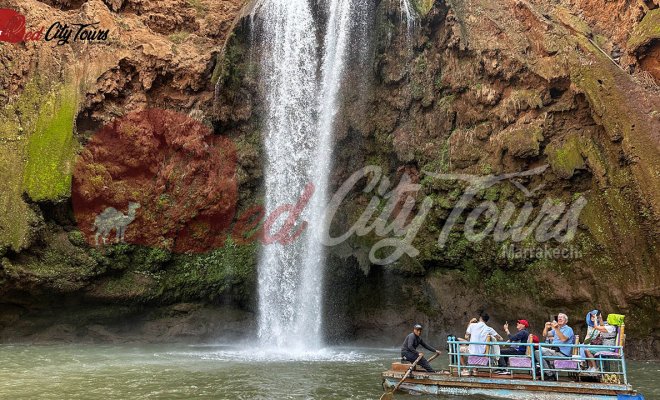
[446,338,627,384]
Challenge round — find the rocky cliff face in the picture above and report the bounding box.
[0,0,658,358]
[0,0,254,342]
[318,0,659,358]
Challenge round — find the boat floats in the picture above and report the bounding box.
[381,336,644,399]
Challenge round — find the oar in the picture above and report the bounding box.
[381,352,440,400]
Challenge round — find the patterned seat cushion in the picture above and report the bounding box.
[594,351,620,358]
[467,356,490,366]
[509,357,532,368]
[553,359,580,369]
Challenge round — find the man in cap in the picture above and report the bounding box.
[400,324,442,373]
[496,319,531,373]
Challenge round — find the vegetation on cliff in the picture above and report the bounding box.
[0,0,657,357]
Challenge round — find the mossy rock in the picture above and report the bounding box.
[93,272,157,302]
[568,34,660,216]
[545,136,585,179]
[627,8,660,52]
[412,0,435,17]
[554,6,592,37]
[494,119,544,159]
[0,75,78,251]
[22,82,79,201]
[157,239,257,302]
[211,32,249,87]
[67,230,87,247]
[1,232,104,292]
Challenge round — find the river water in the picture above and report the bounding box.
[0,344,657,399]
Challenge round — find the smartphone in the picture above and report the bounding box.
[553,315,558,322]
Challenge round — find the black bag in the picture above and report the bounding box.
[588,336,603,346]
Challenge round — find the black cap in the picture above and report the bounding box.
[414,324,423,330]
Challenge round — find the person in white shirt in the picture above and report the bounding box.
[459,313,503,375]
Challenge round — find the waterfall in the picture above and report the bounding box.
[254,0,362,350]
[400,0,417,32]
[255,0,319,350]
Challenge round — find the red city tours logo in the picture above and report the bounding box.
[72,109,239,254]
[0,8,109,44]
[0,9,27,43]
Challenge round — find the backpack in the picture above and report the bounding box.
[607,314,625,326]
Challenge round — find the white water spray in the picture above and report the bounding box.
[400,0,417,32]
[255,0,363,350]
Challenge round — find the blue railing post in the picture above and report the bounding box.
[458,340,463,376]
[531,344,537,380]
[444,339,629,385]
[621,347,628,385]
[539,344,545,381]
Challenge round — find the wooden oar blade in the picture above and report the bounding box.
[379,391,394,400]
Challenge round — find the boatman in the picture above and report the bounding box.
[401,324,442,373]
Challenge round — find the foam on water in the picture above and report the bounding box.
[165,346,379,363]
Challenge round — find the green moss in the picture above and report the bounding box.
[579,187,642,252]
[366,153,389,169]
[593,34,609,50]
[132,247,173,273]
[412,0,434,17]
[480,163,494,175]
[157,238,257,302]
[434,71,444,90]
[186,0,208,16]
[498,121,544,158]
[211,33,248,87]
[554,6,592,37]
[67,230,87,247]
[437,94,456,114]
[101,272,155,300]
[482,186,499,202]
[545,136,585,178]
[1,232,104,291]
[627,8,660,51]
[22,83,79,201]
[168,31,190,44]
[0,75,78,250]
[420,136,452,177]
[462,260,480,286]
[432,193,454,209]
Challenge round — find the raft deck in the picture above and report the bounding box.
[382,369,639,399]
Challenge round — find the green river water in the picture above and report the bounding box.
[0,344,657,399]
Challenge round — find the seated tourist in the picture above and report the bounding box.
[496,319,530,374]
[535,313,574,379]
[581,310,617,372]
[459,312,503,376]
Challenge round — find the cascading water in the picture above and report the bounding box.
[400,0,417,32]
[254,0,365,350]
[255,0,319,350]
